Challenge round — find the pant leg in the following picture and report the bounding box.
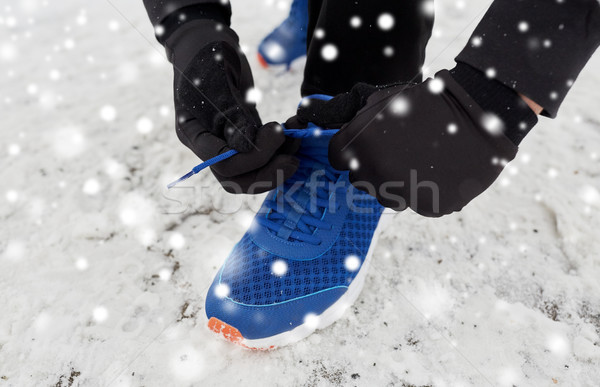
[301,0,434,96]
[456,0,600,118]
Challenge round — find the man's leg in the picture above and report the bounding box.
[302,0,434,96]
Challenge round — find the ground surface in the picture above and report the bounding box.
[1,0,600,386]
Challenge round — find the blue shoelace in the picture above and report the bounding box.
[255,141,343,245]
[168,127,342,246]
[167,149,238,189]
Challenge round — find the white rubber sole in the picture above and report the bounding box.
[207,208,395,350]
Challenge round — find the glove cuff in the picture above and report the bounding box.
[449,62,538,146]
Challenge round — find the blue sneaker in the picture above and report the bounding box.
[257,0,308,69]
[205,107,390,349]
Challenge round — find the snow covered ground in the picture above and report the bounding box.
[1,0,600,386]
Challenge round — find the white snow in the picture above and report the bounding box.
[390,95,411,116]
[428,77,445,94]
[320,43,338,61]
[136,116,154,134]
[271,259,288,277]
[447,123,458,134]
[1,0,600,386]
[518,21,529,33]
[344,255,361,272]
[377,13,395,31]
[349,16,362,29]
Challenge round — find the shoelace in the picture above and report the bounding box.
[254,147,343,245]
[168,127,342,246]
[167,149,238,189]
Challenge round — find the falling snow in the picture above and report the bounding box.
[377,13,395,31]
[428,77,445,94]
[245,87,263,104]
[100,104,117,122]
[344,255,361,272]
[136,117,154,134]
[1,0,600,386]
[349,16,362,28]
[271,260,288,276]
[481,112,505,135]
[447,123,458,134]
[390,95,410,116]
[320,43,338,61]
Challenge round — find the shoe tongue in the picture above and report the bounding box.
[266,127,337,242]
[275,187,311,241]
[284,125,337,167]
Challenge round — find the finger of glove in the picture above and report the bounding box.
[348,171,377,197]
[297,94,355,128]
[348,170,409,212]
[327,121,362,172]
[213,104,260,153]
[283,115,309,130]
[279,135,302,156]
[297,83,377,128]
[212,154,299,194]
[210,122,287,177]
[176,112,229,161]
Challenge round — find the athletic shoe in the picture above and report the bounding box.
[205,101,389,349]
[257,0,309,69]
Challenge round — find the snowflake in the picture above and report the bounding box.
[215,283,230,298]
[303,313,320,329]
[245,87,263,104]
[100,105,117,122]
[271,260,288,277]
[136,117,154,134]
[447,123,458,134]
[349,16,362,28]
[82,178,100,195]
[428,78,445,94]
[75,257,89,271]
[169,233,186,249]
[481,113,504,135]
[377,13,395,31]
[344,255,361,272]
[518,21,529,33]
[390,96,410,116]
[93,306,109,323]
[321,44,338,61]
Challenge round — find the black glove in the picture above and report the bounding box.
[165,19,300,193]
[288,82,415,129]
[298,70,538,217]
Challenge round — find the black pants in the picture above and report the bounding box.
[301,0,434,97]
[144,0,599,116]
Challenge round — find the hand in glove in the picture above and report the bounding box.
[166,19,300,193]
[296,70,538,217]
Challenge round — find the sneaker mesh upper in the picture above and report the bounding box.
[220,194,383,306]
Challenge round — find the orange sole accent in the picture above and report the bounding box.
[257,53,269,69]
[208,317,275,351]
